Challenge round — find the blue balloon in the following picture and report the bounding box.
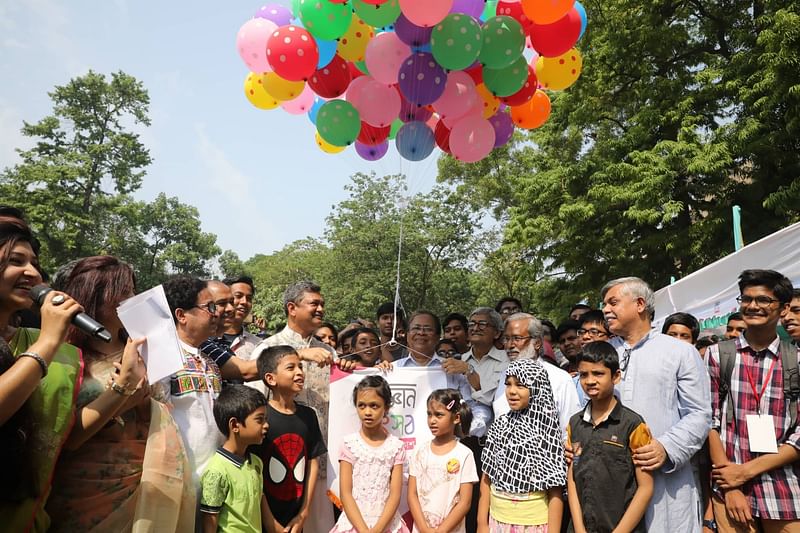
[411,43,432,53]
[575,1,588,40]
[308,98,325,125]
[316,38,338,68]
[395,121,435,162]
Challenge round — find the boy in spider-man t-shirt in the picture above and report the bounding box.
[252,345,326,532]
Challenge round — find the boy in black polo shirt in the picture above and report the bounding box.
[567,341,654,533]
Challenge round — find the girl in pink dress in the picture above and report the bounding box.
[331,375,410,533]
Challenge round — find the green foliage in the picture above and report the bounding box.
[0,71,220,286]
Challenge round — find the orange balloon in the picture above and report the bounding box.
[475,83,500,118]
[521,0,575,25]
[510,89,551,129]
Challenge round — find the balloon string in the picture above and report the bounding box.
[390,192,406,345]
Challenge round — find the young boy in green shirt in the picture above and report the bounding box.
[200,385,269,532]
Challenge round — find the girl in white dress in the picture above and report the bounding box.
[331,375,410,533]
[408,389,478,533]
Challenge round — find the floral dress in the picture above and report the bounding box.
[330,432,410,533]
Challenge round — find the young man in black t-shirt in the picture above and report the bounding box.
[253,345,326,532]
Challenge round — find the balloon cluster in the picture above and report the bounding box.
[237,0,587,163]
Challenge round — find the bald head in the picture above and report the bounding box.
[207,280,235,336]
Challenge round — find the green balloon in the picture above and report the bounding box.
[430,14,482,71]
[388,118,403,140]
[354,59,369,75]
[483,55,528,96]
[479,16,525,69]
[352,0,401,29]
[316,100,361,147]
[481,0,498,21]
[298,0,352,41]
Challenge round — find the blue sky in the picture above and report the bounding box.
[0,0,440,260]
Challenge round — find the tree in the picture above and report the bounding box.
[218,250,249,279]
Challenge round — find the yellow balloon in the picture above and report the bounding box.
[475,83,500,118]
[315,132,346,154]
[244,73,279,110]
[263,72,306,101]
[535,48,583,91]
[336,14,374,62]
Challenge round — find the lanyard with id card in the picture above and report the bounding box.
[743,355,779,453]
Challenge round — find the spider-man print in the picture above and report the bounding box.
[266,432,307,501]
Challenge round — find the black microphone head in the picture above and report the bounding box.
[29,284,53,306]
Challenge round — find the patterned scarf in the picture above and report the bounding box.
[481,359,567,494]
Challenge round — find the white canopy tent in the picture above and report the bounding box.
[653,221,800,332]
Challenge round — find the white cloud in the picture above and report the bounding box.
[0,101,31,170]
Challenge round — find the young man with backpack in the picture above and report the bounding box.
[707,269,800,533]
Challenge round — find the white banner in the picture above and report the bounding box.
[326,366,448,519]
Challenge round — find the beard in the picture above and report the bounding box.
[517,343,539,361]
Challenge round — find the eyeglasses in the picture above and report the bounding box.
[621,348,632,373]
[193,301,218,315]
[502,335,532,345]
[578,328,609,338]
[499,307,521,315]
[736,295,780,307]
[468,320,494,330]
[409,325,435,334]
[436,349,458,358]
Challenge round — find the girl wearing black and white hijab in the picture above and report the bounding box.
[478,359,567,533]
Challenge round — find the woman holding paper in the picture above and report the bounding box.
[45,255,195,532]
[0,207,84,532]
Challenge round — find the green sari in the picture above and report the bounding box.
[0,327,82,532]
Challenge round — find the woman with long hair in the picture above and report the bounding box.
[0,206,83,531]
[45,255,195,532]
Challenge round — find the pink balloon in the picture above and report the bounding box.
[345,75,372,109]
[449,114,496,162]
[442,98,482,128]
[399,0,454,27]
[353,78,401,127]
[281,85,316,114]
[365,32,411,85]
[432,71,478,123]
[236,18,278,73]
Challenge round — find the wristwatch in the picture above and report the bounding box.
[465,365,476,377]
[703,519,717,532]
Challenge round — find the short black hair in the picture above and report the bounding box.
[443,312,468,331]
[163,276,207,323]
[578,310,607,328]
[662,312,700,343]
[257,345,298,384]
[339,326,360,346]
[352,327,380,345]
[408,310,442,336]
[738,269,794,305]
[436,338,457,351]
[695,335,721,351]
[352,375,393,408]
[428,388,473,438]
[578,341,620,374]
[315,322,339,343]
[212,384,267,437]
[727,312,743,323]
[556,319,581,340]
[540,319,557,338]
[224,275,255,294]
[376,302,405,320]
[495,297,522,313]
[793,288,800,300]
[569,303,593,314]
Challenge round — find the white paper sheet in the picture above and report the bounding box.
[117,285,184,384]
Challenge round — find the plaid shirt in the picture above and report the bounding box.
[707,335,800,520]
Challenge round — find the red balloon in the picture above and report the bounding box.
[348,61,366,81]
[496,1,534,34]
[267,26,320,81]
[501,65,538,106]
[309,55,352,98]
[358,122,392,145]
[529,8,581,57]
[434,119,451,154]
[464,63,483,85]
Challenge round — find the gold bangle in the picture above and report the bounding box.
[109,381,135,396]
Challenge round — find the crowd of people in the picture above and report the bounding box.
[1,204,799,533]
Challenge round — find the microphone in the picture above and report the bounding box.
[29,285,113,343]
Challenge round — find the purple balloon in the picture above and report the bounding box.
[254,3,293,26]
[394,14,433,47]
[450,0,485,18]
[356,140,389,161]
[399,96,433,123]
[398,53,447,106]
[489,111,515,148]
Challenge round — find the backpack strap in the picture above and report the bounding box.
[717,339,739,426]
[780,339,800,430]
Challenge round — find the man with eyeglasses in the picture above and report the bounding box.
[493,313,581,439]
[706,270,800,533]
[599,276,711,533]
